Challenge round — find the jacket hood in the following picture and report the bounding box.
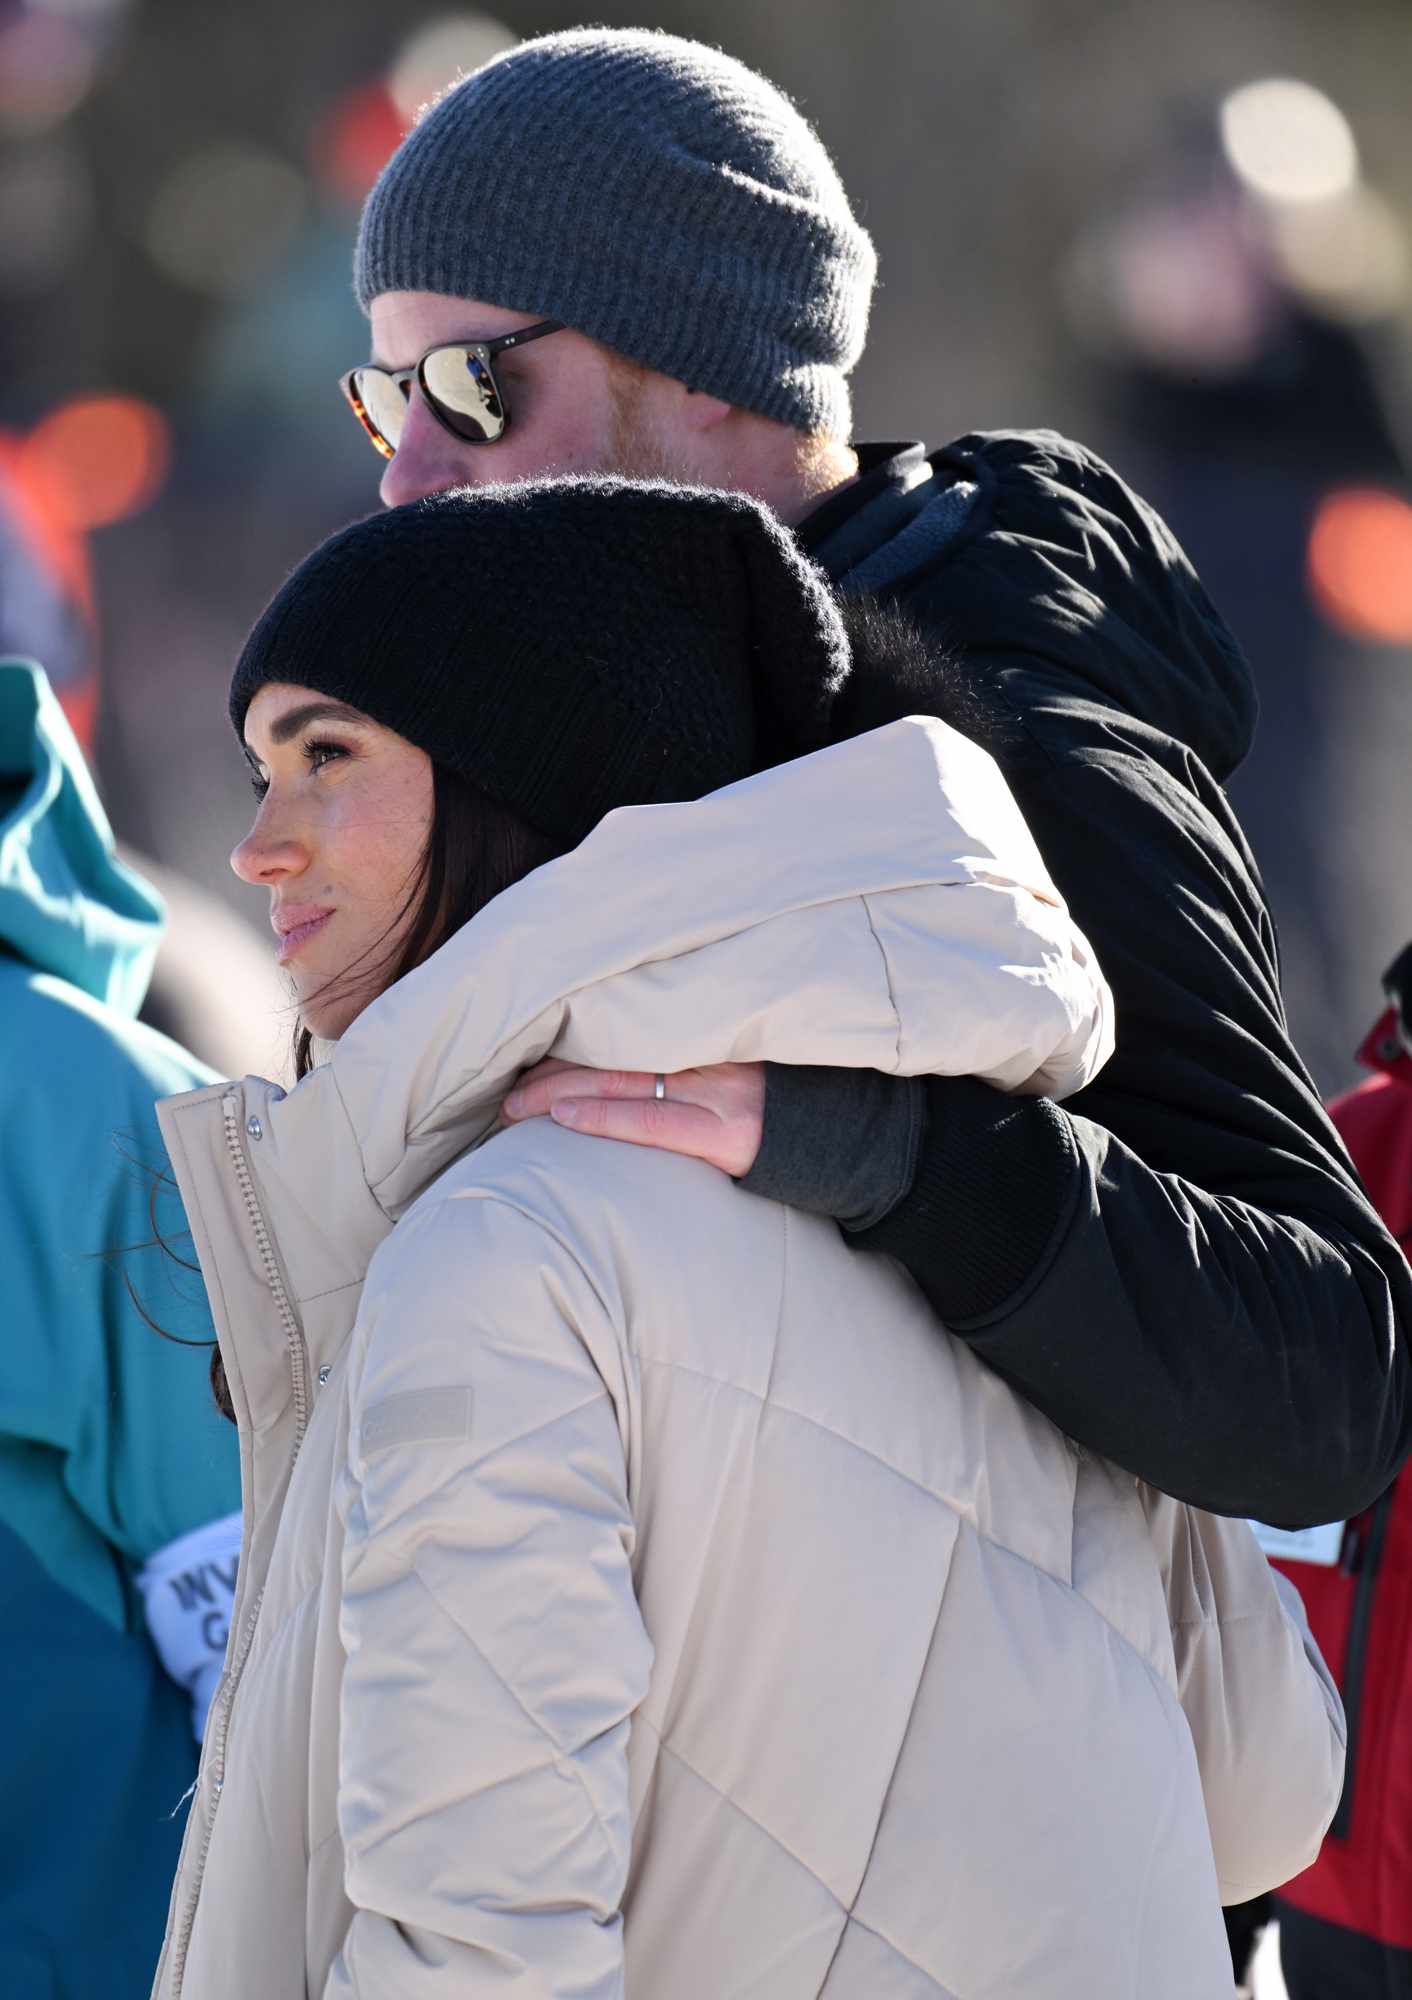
[0,658,163,1014]
[331,714,1111,1224]
[159,716,1113,1406]
[818,431,1259,783]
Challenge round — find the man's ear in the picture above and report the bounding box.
[677,386,734,434]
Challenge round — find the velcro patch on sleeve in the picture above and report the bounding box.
[360,1385,474,1455]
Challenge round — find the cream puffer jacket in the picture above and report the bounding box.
[150,719,1343,2000]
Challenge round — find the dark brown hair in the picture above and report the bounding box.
[290,761,562,1081]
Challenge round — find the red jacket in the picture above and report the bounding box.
[1274,998,1412,1973]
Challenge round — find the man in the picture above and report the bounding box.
[339,26,1410,1525]
[0,653,241,1995]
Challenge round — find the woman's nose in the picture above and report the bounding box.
[230,810,306,886]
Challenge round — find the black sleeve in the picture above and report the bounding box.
[852,745,1412,1526]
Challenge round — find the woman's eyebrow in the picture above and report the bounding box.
[261,700,370,748]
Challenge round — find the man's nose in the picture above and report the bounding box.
[378,391,486,507]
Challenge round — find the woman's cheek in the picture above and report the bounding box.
[320,753,434,917]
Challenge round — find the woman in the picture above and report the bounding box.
[152,479,1342,2000]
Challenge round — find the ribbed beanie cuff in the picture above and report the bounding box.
[355,29,876,435]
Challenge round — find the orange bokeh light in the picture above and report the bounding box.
[19,394,171,532]
[311,83,405,207]
[1307,487,1412,645]
[0,431,91,612]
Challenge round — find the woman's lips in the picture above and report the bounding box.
[276,910,334,965]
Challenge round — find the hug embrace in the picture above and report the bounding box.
[147,476,1343,1999]
[126,23,1412,2000]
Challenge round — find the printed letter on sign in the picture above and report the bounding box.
[136,1510,243,1740]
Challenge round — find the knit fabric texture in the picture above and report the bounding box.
[229,478,851,849]
[739,1064,925,1231]
[852,1077,1080,1325]
[354,28,876,436]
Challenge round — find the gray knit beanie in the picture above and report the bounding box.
[354,28,876,437]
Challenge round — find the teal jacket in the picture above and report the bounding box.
[0,660,240,1998]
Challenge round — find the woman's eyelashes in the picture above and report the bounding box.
[245,737,351,801]
[302,736,350,776]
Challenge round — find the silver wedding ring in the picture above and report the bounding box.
[654,1073,666,1100]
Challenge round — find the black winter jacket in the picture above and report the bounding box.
[791,430,1412,1525]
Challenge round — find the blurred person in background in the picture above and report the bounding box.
[341,29,1412,1536]
[1059,93,1412,1095]
[0,447,285,1078]
[1261,944,1412,1999]
[0,637,239,1991]
[151,478,1345,1999]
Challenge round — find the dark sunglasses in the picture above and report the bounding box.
[339,319,565,458]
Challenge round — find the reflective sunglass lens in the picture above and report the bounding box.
[420,345,506,443]
[347,368,410,457]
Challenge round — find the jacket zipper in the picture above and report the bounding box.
[168,1585,264,1992]
[168,1089,310,1994]
[222,1088,311,1443]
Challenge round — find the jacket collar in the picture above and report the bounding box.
[801,430,1260,785]
[795,443,929,557]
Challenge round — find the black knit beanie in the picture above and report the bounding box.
[230,479,850,847]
